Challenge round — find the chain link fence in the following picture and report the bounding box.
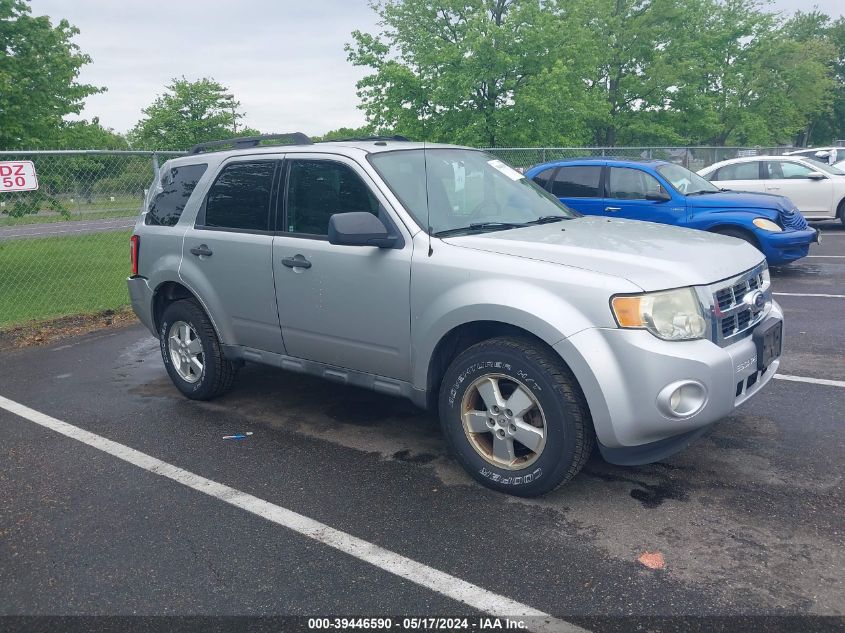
[484,146,798,170]
[0,144,804,330]
[0,151,181,329]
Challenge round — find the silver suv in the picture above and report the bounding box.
[128,134,784,496]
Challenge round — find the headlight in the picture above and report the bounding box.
[611,287,707,341]
[752,218,782,232]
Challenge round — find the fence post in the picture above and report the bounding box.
[151,152,160,182]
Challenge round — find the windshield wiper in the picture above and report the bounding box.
[687,190,721,195]
[527,215,570,225]
[434,221,529,237]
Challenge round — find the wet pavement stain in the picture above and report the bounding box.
[391,449,437,464]
[324,394,421,426]
[584,468,690,508]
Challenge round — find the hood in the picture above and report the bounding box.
[442,216,764,292]
[686,190,791,212]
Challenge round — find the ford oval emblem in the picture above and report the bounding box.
[743,289,765,310]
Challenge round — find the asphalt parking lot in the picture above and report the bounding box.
[1,224,843,632]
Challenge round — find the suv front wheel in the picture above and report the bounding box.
[438,337,594,496]
[159,299,237,400]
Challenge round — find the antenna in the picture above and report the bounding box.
[423,141,433,257]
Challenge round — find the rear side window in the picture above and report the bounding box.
[145,163,207,226]
[714,162,759,181]
[551,166,602,197]
[531,167,556,190]
[203,161,276,231]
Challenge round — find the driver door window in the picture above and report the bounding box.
[286,160,379,236]
[779,162,816,179]
[608,167,664,199]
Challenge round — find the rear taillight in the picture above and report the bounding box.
[130,235,140,276]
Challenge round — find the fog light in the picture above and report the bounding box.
[657,380,707,419]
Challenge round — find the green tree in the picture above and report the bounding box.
[580,0,693,146]
[668,0,835,146]
[346,0,601,147]
[0,0,104,149]
[784,11,845,145]
[313,125,375,142]
[130,78,258,151]
[55,118,128,149]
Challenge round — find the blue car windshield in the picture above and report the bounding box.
[657,163,720,195]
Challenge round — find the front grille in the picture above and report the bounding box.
[708,264,770,346]
[780,207,809,230]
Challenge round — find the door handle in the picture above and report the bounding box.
[282,255,312,269]
[190,244,213,257]
[605,206,621,212]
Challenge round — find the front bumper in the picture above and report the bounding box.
[554,301,783,464]
[757,227,816,264]
[127,276,157,337]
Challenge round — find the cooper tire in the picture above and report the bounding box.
[438,336,594,496]
[159,299,237,400]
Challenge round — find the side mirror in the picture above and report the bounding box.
[807,172,826,180]
[328,212,398,248]
[645,191,672,202]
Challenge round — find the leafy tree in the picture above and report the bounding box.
[348,0,841,148]
[668,0,835,146]
[784,12,845,145]
[346,0,601,147]
[130,78,258,151]
[55,118,128,150]
[0,0,104,149]
[313,126,376,142]
[579,0,694,146]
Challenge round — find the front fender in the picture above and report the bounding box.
[411,276,624,391]
[691,208,779,232]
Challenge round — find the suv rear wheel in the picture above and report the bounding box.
[438,337,594,496]
[159,299,237,400]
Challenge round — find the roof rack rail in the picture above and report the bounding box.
[188,133,312,155]
[326,135,412,143]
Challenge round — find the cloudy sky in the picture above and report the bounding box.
[28,0,845,137]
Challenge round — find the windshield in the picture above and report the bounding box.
[803,157,845,176]
[656,163,720,195]
[369,149,577,236]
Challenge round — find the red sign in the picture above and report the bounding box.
[0,161,39,192]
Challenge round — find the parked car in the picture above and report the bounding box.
[699,155,845,225]
[130,135,783,496]
[785,147,840,165]
[525,158,817,265]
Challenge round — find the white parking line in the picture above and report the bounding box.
[773,292,845,298]
[775,374,845,388]
[806,255,845,258]
[0,394,586,633]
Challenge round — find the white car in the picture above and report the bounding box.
[698,155,845,224]
[785,147,840,165]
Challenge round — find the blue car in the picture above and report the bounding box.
[524,158,818,265]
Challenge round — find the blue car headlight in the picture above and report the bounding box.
[753,218,783,232]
